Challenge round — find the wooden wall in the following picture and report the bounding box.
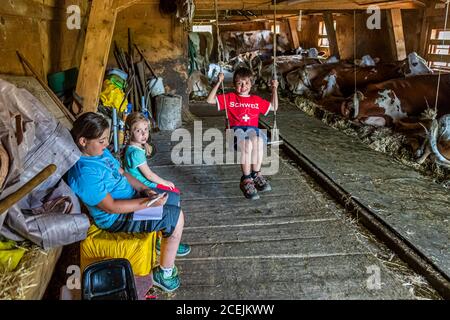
[291,9,425,62]
[0,0,88,79]
[108,3,189,109]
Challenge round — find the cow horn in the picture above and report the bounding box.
[428,116,450,167]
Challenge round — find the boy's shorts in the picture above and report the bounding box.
[231,126,268,151]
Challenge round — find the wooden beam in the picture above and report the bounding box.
[114,0,147,11]
[74,0,150,114]
[288,17,300,49]
[323,12,340,59]
[194,0,425,11]
[427,54,450,63]
[419,6,430,57]
[388,9,407,61]
[75,0,118,114]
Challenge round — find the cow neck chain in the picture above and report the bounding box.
[434,0,450,113]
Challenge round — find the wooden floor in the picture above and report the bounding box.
[148,114,416,299]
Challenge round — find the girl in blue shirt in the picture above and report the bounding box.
[123,112,180,193]
[67,112,188,293]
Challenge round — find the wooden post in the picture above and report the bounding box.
[389,9,407,61]
[74,0,144,114]
[323,12,340,59]
[419,6,431,57]
[288,17,300,49]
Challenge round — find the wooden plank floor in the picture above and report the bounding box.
[260,111,450,281]
[148,115,417,299]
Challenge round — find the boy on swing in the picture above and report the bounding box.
[206,67,279,200]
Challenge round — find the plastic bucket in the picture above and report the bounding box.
[148,77,165,97]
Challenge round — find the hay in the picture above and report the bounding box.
[293,96,450,188]
[0,242,46,300]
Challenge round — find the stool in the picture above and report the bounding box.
[80,224,157,276]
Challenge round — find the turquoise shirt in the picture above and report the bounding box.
[124,145,157,189]
[67,149,137,229]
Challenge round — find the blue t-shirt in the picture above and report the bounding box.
[67,149,137,229]
[124,145,157,188]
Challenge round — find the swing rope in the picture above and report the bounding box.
[214,0,230,130]
[268,0,283,146]
[273,0,278,132]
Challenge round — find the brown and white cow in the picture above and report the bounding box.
[341,74,450,127]
[229,51,263,82]
[396,111,450,166]
[260,55,316,90]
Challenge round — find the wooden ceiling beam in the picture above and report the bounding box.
[195,0,425,11]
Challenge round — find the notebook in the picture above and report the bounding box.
[133,206,163,221]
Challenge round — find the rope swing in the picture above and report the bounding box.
[214,0,230,130]
[269,0,283,146]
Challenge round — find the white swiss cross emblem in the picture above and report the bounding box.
[242,114,250,122]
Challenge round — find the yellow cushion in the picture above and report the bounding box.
[80,224,157,276]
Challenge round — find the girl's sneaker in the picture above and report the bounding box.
[152,266,180,292]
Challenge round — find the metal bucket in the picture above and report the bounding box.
[155,94,182,130]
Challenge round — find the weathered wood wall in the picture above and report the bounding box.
[292,10,424,62]
[107,3,189,109]
[0,0,88,79]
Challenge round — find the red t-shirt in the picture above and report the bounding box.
[216,92,271,127]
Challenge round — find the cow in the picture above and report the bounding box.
[404,52,433,77]
[396,111,450,166]
[288,59,408,99]
[188,70,210,97]
[354,55,380,67]
[229,51,263,82]
[428,114,450,166]
[260,55,308,89]
[341,74,450,127]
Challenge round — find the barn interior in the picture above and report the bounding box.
[0,0,449,301]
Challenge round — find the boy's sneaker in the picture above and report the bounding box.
[253,173,272,192]
[156,238,191,257]
[152,266,180,293]
[240,178,260,200]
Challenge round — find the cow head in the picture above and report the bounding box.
[320,69,341,98]
[286,67,310,95]
[404,52,433,77]
[355,55,376,67]
[429,114,450,167]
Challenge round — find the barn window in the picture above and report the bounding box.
[427,29,450,71]
[192,25,213,33]
[318,20,336,48]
